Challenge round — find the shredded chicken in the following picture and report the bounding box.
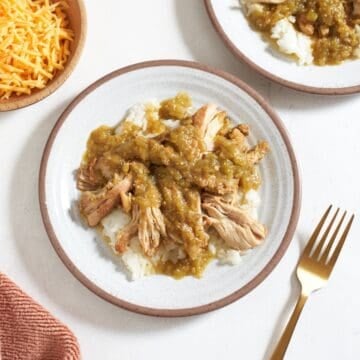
[115,205,140,253]
[77,93,270,279]
[95,157,120,180]
[138,207,167,256]
[202,195,266,251]
[192,104,218,133]
[183,190,209,259]
[204,112,227,151]
[246,141,269,166]
[221,190,243,206]
[77,156,123,190]
[79,174,132,227]
[120,192,132,213]
[77,158,101,191]
[297,14,314,36]
[114,205,166,256]
[192,104,226,151]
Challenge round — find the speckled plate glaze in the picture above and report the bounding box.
[205,0,360,95]
[39,60,301,317]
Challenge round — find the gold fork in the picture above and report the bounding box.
[270,206,355,360]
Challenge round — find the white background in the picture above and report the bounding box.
[1,1,360,359]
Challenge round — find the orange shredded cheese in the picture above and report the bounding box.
[0,0,74,100]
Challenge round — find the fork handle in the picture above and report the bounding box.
[270,293,308,360]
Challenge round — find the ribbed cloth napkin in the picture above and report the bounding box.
[0,273,80,360]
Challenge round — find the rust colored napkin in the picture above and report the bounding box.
[0,273,80,360]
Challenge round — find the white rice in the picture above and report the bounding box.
[121,239,154,281]
[101,209,153,280]
[271,17,313,65]
[118,100,159,131]
[116,101,181,136]
[242,0,314,65]
[100,100,262,280]
[101,208,130,248]
[217,249,243,265]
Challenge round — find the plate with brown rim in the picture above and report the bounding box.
[205,0,360,95]
[39,60,301,317]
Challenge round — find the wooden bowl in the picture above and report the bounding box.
[0,0,87,112]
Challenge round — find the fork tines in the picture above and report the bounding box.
[303,205,355,267]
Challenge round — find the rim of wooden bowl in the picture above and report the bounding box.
[0,0,87,112]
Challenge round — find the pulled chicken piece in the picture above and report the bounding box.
[79,174,132,227]
[202,194,266,251]
[192,104,218,133]
[245,141,269,166]
[115,205,140,253]
[297,14,314,36]
[114,205,166,256]
[120,192,132,214]
[138,207,167,256]
[77,158,101,191]
[192,104,227,151]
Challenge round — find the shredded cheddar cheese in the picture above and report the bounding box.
[0,0,74,100]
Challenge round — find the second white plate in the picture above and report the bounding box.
[205,0,360,94]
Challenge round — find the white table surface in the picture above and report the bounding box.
[1,1,360,359]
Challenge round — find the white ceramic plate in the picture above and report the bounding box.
[205,0,360,94]
[39,60,301,317]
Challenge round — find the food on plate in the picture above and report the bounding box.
[0,0,74,100]
[76,93,269,280]
[242,0,360,65]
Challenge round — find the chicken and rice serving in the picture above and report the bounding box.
[76,93,269,280]
[242,0,360,65]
